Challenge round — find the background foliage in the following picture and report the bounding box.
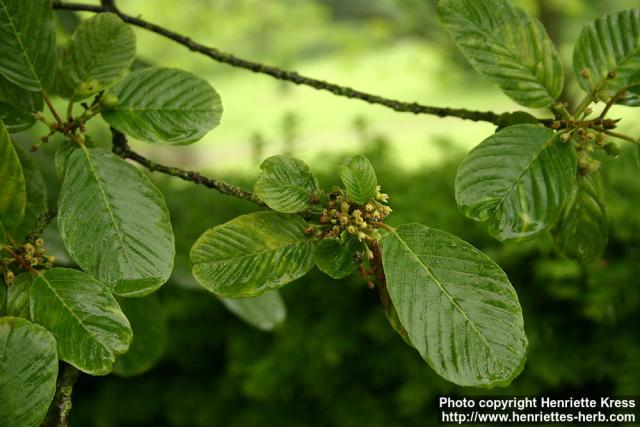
[61,138,640,426]
[7,0,640,425]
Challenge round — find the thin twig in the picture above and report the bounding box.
[604,130,638,144]
[41,364,79,427]
[26,211,58,245]
[110,129,265,206]
[370,221,395,233]
[51,1,504,125]
[42,91,64,126]
[99,0,118,12]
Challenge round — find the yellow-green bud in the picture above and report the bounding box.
[100,93,119,109]
[604,142,621,157]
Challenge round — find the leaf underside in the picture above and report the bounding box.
[219,290,287,331]
[113,295,167,377]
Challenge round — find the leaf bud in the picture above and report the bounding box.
[100,93,119,109]
[604,142,621,157]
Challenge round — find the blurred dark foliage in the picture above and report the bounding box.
[66,134,640,427]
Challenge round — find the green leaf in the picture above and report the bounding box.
[438,0,563,108]
[6,272,33,318]
[55,140,77,179]
[0,317,58,427]
[0,102,35,133]
[313,237,362,279]
[338,154,378,204]
[113,295,167,377]
[382,224,527,387]
[573,10,640,102]
[11,146,47,242]
[0,281,5,314]
[55,138,95,179]
[58,147,175,297]
[551,171,608,262]
[0,75,43,132]
[0,0,56,91]
[378,283,413,346]
[0,220,5,246]
[58,13,136,101]
[254,155,319,213]
[191,211,314,297]
[0,120,25,230]
[219,290,287,331]
[496,111,539,130]
[455,124,576,241]
[30,268,132,375]
[101,67,222,144]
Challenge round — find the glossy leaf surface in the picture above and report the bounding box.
[254,155,319,213]
[11,146,47,242]
[30,268,132,375]
[573,10,640,102]
[6,272,34,318]
[191,211,314,297]
[0,120,25,230]
[0,317,58,427]
[58,12,136,100]
[313,237,362,279]
[338,155,378,204]
[382,224,527,387]
[438,0,563,108]
[0,0,56,91]
[58,148,175,296]
[455,125,576,241]
[0,279,5,312]
[101,67,222,144]
[552,171,608,262]
[0,75,43,132]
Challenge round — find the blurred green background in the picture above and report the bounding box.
[16,0,640,425]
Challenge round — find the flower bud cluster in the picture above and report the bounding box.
[305,186,392,259]
[1,239,55,286]
[22,239,55,269]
